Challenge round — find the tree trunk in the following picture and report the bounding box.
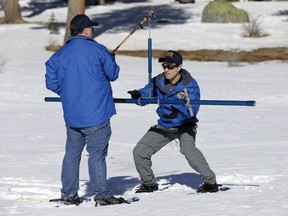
[0,0,24,24]
[63,0,85,44]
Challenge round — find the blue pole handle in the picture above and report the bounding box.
[44,97,256,107]
[148,37,152,85]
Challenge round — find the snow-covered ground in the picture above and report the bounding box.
[0,0,288,215]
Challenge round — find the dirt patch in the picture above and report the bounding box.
[45,45,288,62]
[115,47,288,62]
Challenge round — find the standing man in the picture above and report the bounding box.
[45,14,126,206]
[128,50,218,193]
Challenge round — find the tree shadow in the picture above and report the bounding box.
[91,4,191,38]
[273,10,288,22]
[21,0,153,17]
[83,172,201,196]
[25,2,191,39]
[21,0,67,18]
[273,10,288,16]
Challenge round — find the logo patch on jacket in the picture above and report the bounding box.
[177,91,185,99]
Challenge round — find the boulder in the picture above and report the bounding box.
[202,0,249,23]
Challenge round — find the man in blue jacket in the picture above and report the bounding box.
[45,14,126,206]
[128,50,218,193]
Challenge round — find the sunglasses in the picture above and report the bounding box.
[161,63,178,70]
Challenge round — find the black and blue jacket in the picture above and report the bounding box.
[139,69,200,128]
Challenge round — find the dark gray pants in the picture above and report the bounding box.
[133,124,216,186]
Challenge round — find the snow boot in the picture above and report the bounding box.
[135,184,158,193]
[62,194,83,205]
[197,182,219,193]
[94,196,129,206]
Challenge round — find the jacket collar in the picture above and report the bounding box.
[66,35,92,44]
[155,69,193,94]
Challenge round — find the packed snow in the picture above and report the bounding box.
[0,0,288,215]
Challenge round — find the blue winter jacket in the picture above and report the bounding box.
[139,69,200,128]
[45,36,120,128]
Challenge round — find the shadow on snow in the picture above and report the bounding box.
[91,5,191,37]
[83,172,201,196]
[27,3,191,38]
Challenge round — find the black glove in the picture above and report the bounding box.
[162,106,179,119]
[127,90,141,99]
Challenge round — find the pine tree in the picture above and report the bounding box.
[47,12,60,34]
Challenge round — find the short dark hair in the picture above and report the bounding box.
[70,28,84,36]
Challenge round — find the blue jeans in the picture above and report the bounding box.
[61,120,113,199]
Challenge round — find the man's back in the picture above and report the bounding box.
[45,36,120,127]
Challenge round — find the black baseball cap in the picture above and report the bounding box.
[70,14,99,35]
[158,50,183,65]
